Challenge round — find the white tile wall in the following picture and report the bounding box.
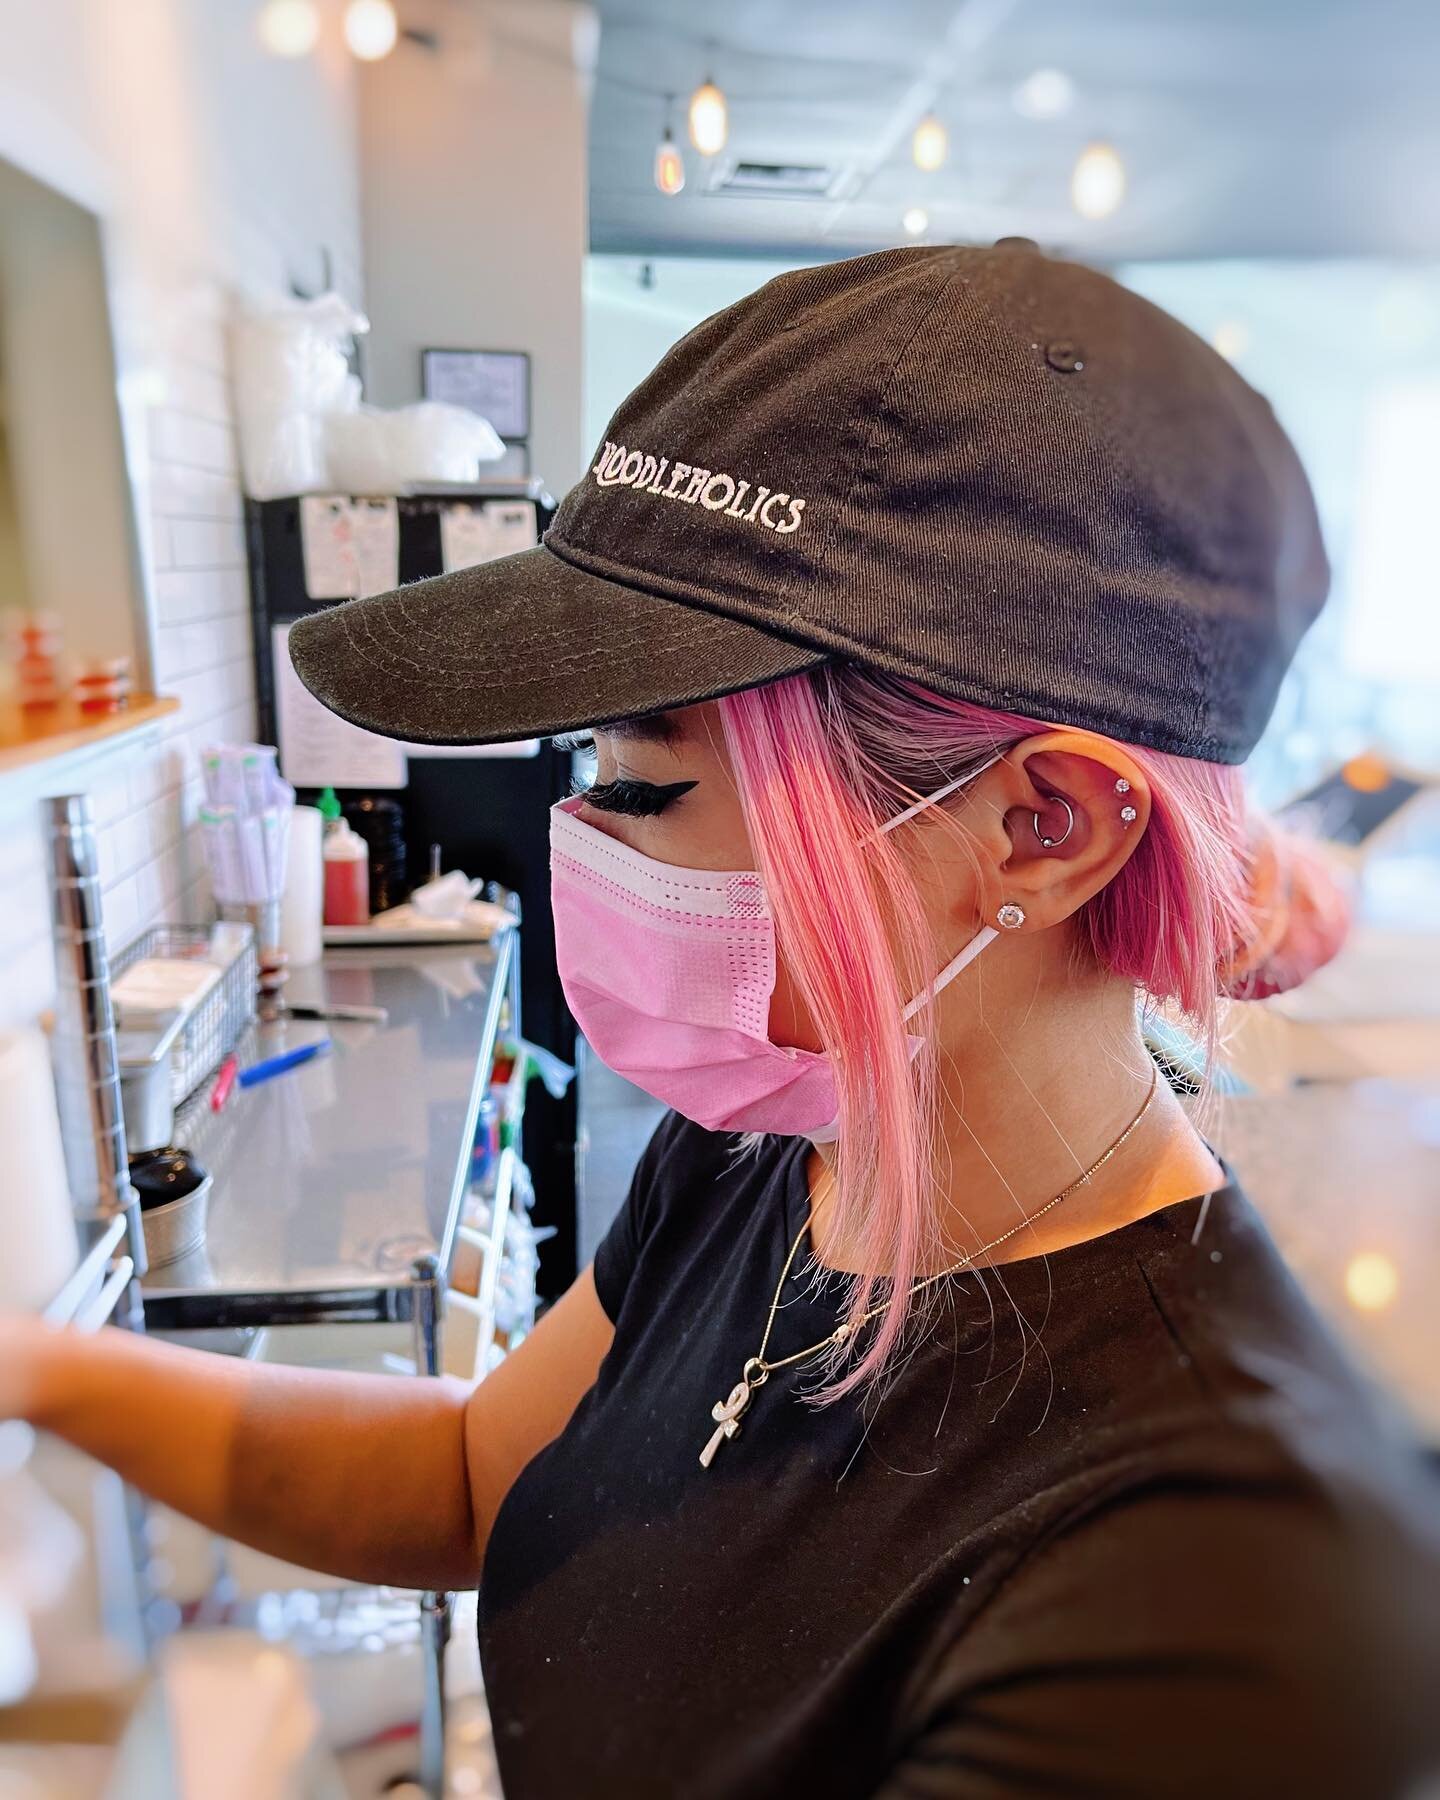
[0,0,363,1032]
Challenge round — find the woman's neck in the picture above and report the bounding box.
[806,975,1225,1278]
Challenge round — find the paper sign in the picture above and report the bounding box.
[299,496,400,600]
[272,621,407,790]
[422,350,529,439]
[439,499,538,572]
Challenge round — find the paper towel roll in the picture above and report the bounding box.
[279,805,324,967]
[0,1030,79,1313]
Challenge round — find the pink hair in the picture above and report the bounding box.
[717,663,1348,1405]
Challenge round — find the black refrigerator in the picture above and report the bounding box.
[244,484,580,1300]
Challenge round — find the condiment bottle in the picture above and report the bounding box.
[323,820,370,927]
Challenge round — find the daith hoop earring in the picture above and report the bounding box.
[1033,795,1075,849]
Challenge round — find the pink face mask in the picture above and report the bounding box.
[549,753,1002,1140]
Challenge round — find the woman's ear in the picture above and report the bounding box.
[982,730,1151,932]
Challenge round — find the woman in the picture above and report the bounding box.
[6,245,1440,1797]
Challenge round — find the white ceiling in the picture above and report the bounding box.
[588,0,1440,261]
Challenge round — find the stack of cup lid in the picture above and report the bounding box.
[74,655,132,715]
[4,611,65,709]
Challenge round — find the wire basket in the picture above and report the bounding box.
[111,923,257,1105]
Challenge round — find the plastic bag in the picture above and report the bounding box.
[326,402,506,493]
[230,292,367,499]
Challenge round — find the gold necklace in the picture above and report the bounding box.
[698,1063,1160,1468]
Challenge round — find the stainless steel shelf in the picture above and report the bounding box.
[140,933,514,1333]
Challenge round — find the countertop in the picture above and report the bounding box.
[141,935,513,1331]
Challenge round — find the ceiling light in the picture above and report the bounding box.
[1211,320,1251,362]
[688,79,728,157]
[902,207,929,237]
[1344,1251,1399,1314]
[1071,141,1125,220]
[344,0,398,61]
[654,125,685,197]
[912,113,948,173]
[258,0,320,57]
[1013,68,1074,120]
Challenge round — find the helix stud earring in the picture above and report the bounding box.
[1115,778,1131,794]
[1033,794,1075,850]
[996,903,1026,930]
[1120,805,1138,825]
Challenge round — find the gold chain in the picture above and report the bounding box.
[751,1060,1160,1384]
[698,1064,1161,1466]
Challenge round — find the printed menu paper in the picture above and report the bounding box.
[300,496,400,600]
[272,621,407,790]
[439,499,538,572]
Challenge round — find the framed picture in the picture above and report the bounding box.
[421,348,531,443]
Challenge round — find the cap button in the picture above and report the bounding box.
[1045,341,1085,373]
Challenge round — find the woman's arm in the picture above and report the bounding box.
[1,1264,615,1593]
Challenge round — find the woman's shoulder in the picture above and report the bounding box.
[589,1111,794,1325]
[625,1109,793,1221]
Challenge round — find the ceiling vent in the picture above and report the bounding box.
[708,159,848,201]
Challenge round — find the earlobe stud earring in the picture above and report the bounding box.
[996,903,1026,930]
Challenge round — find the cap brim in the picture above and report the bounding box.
[287,543,827,747]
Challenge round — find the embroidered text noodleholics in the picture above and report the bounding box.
[590,442,807,536]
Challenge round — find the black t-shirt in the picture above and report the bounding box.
[478,1111,1440,1799]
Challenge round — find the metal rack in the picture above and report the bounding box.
[140,932,516,1334]
[136,930,521,1799]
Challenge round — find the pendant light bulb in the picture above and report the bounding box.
[1071,141,1126,220]
[344,0,399,61]
[912,113,948,172]
[258,0,320,57]
[655,126,686,197]
[688,78,728,157]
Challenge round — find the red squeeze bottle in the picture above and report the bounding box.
[323,821,370,927]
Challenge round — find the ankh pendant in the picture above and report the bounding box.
[699,1379,752,1468]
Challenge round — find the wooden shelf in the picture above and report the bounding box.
[0,693,180,775]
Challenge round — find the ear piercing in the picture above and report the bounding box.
[996,903,1026,930]
[1033,782,1138,843]
[1033,794,1075,849]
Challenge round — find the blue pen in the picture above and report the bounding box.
[237,1037,333,1089]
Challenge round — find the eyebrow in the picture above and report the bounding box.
[601,712,679,746]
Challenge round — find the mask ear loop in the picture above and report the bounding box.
[901,925,998,1021]
[863,748,1005,845]
[860,748,1007,1020]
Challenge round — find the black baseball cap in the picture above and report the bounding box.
[289,242,1328,764]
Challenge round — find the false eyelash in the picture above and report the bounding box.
[569,774,698,818]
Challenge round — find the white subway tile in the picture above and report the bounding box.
[169,517,247,571]
[101,873,144,955]
[149,408,238,478]
[149,462,243,522]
